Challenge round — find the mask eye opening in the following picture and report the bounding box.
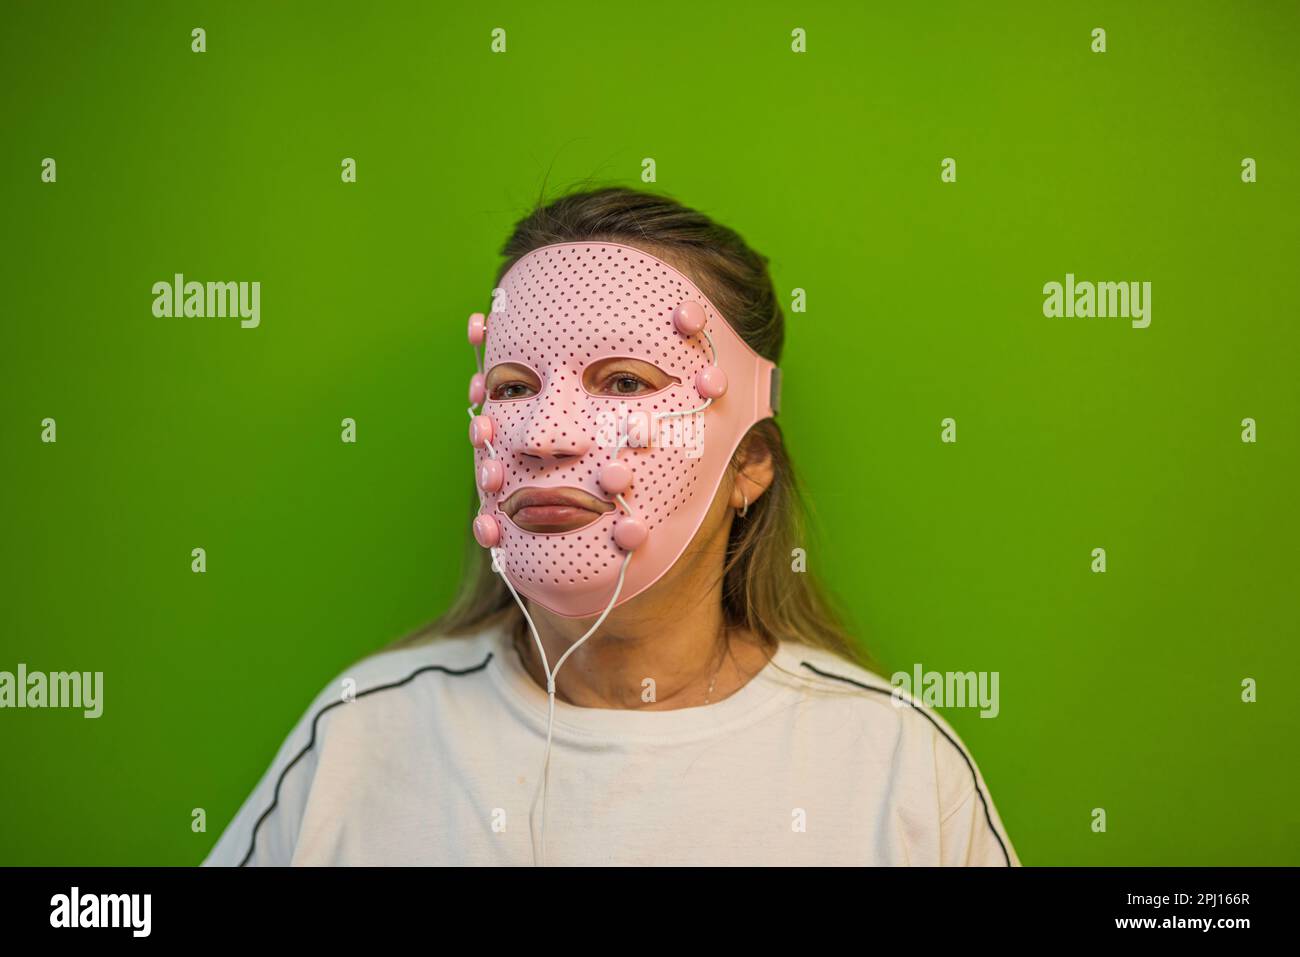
[581,356,681,399]
[484,361,543,402]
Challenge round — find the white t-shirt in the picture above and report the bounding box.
[203,623,1020,866]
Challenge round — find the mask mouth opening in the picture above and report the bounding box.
[500,485,615,535]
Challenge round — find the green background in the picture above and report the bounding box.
[1,0,1296,866]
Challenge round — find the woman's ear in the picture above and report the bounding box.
[729,432,776,512]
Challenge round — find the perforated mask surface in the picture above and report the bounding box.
[472,241,775,618]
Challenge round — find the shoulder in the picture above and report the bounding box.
[266,630,498,750]
[777,642,955,765]
[779,642,972,758]
[775,641,1019,866]
[202,628,497,867]
[326,631,497,708]
[304,631,498,745]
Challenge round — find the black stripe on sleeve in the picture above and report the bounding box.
[237,652,494,867]
[798,660,1013,867]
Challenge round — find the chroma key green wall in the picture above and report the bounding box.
[0,0,1296,864]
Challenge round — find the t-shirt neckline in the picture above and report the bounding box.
[485,622,796,742]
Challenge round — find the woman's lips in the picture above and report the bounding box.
[512,505,602,531]
[501,486,614,533]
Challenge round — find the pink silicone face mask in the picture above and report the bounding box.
[464,241,779,619]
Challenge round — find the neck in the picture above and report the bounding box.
[511,540,771,709]
[506,590,769,712]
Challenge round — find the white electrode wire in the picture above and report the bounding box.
[491,545,632,867]
[482,366,661,864]
[655,328,717,421]
[465,312,718,863]
[655,396,712,420]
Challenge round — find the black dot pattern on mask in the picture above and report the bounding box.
[472,243,715,588]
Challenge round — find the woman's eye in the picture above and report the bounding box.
[492,382,535,400]
[581,357,679,396]
[605,374,648,395]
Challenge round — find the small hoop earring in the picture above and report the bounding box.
[740,492,749,518]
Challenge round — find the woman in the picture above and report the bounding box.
[204,187,1020,867]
